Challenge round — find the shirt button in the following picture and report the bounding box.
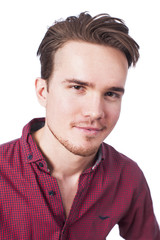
[49,190,56,196]
[28,154,33,160]
[39,162,44,167]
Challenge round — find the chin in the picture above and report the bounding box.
[62,140,99,157]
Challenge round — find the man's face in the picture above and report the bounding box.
[41,41,128,157]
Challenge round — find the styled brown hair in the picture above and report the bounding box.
[37,12,139,80]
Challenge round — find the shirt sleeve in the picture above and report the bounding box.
[118,165,160,240]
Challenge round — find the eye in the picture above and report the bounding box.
[71,85,86,94]
[104,91,121,100]
[72,85,83,90]
[106,92,119,97]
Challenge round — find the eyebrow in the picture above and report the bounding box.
[62,79,94,87]
[62,79,125,93]
[108,87,125,94]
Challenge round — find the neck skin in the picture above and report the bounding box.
[32,126,97,180]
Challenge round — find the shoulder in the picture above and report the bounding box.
[0,138,21,163]
[101,143,153,212]
[102,141,138,167]
[101,142,145,187]
[0,138,20,150]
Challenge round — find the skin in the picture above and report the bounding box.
[33,40,128,217]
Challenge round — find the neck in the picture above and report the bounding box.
[32,126,97,179]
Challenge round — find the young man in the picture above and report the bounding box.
[0,12,159,240]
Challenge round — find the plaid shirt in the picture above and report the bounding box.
[0,118,159,240]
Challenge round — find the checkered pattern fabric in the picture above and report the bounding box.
[0,118,159,239]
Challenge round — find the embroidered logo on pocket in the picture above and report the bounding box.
[99,216,110,220]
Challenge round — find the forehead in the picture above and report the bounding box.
[52,41,128,86]
[55,40,128,65]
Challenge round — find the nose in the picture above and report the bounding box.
[82,94,105,121]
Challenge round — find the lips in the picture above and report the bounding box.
[74,125,106,135]
[77,127,102,131]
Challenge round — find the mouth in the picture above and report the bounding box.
[74,126,105,135]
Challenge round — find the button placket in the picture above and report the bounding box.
[49,190,56,196]
[27,154,33,160]
[44,177,65,223]
[39,162,44,167]
[37,160,50,173]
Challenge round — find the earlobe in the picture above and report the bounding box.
[35,78,48,107]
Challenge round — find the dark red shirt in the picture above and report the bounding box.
[0,118,159,240]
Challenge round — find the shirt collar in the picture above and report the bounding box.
[21,118,45,163]
[21,118,105,167]
[91,145,103,170]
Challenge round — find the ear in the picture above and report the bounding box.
[35,78,48,107]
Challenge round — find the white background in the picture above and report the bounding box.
[0,0,159,238]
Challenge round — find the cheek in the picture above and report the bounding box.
[46,94,78,121]
[106,104,121,125]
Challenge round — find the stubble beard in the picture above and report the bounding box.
[47,123,99,157]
